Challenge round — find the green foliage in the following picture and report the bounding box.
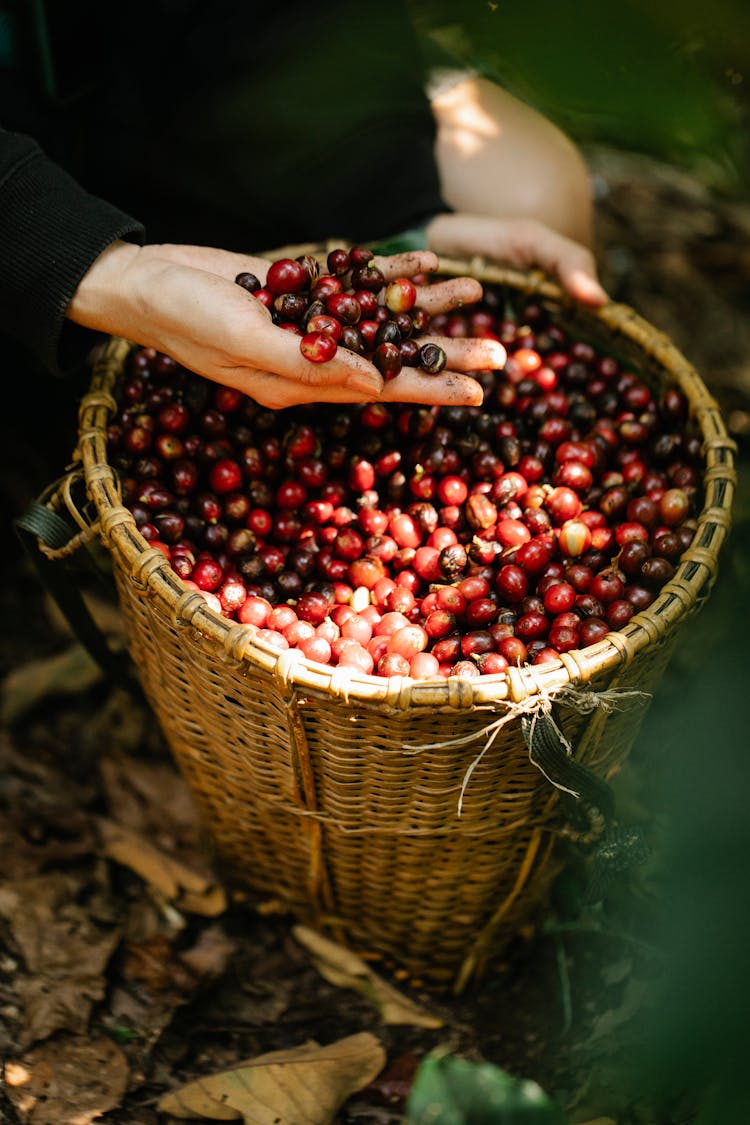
[412,0,749,189]
[404,1053,567,1124]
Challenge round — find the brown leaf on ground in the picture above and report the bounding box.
[0,814,95,882]
[0,874,120,1047]
[158,1032,386,1124]
[122,933,197,994]
[0,735,92,809]
[42,586,128,647]
[99,750,200,837]
[87,688,160,757]
[0,734,96,879]
[0,645,102,725]
[15,972,111,1051]
[96,818,227,917]
[292,926,444,1029]
[179,923,237,978]
[4,1034,128,1125]
[103,932,207,1068]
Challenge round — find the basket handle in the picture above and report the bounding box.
[14,479,137,689]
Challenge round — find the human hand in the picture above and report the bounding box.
[67,242,506,409]
[425,213,609,306]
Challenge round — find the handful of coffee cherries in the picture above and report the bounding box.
[234,245,446,381]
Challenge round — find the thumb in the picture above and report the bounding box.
[136,243,273,284]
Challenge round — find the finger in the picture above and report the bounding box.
[379,368,484,407]
[420,335,507,372]
[505,222,608,305]
[413,277,484,315]
[560,261,609,305]
[240,324,384,396]
[214,364,378,410]
[373,250,439,280]
[538,237,607,305]
[142,243,273,284]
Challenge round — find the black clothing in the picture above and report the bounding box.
[0,1,445,376]
[0,131,145,376]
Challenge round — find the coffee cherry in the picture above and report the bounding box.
[373,343,402,380]
[192,558,224,592]
[350,263,385,292]
[417,343,447,374]
[326,293,361,325]
[235,271,262,293]
[579,618,610,646]
[558,520,593,558]
[208,459,243,494]
[496,565,528,604]
[384,278,417,313]
[266,258,309,295]
[659,488,691,526]
[306,314,342,341]
[327,248,351,276]
[300,331,338,364]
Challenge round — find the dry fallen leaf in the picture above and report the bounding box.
[0,874,120,1047]
[179,923,237,978]
[159,1032,386,1124]
[292,925,444,1029]
[105,932,203,1068]
[4,1034,128,1125]
[0,736,97,878]
[99,749,200,834]
[1,644,102,724]
[43,586,127,647]
[96,818,227,917]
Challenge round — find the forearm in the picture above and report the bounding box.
[431,76,595,247]
[0,128,145,375]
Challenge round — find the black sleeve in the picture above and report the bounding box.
[0,128,145,377]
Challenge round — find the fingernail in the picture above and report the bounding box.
[578,276,609,304]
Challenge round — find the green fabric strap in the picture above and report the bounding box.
[14,500,137,689]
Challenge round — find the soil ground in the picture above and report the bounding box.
[1,147,749,1125]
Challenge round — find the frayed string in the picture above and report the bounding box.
[553,685,650,715]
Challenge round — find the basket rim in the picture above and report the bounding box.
[76,255,737,708]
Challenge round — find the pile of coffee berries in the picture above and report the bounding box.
[109,272,702,681]
[235,245,446,381]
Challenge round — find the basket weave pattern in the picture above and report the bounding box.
[74,260,735,987]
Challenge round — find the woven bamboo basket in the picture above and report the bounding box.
[67,255,734,989]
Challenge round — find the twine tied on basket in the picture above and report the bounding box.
[404,682,650,816]
[407,681,654,903]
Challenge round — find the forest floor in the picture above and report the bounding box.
[0,146,749,1125]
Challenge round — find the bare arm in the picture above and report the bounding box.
[426,75,607,305]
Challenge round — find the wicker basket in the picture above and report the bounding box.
[68,256,734,989]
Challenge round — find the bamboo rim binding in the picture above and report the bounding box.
[75,259,736,713]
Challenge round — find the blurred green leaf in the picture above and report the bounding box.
[405,1053,567,1124]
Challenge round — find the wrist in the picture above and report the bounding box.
[66,239,142,332]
